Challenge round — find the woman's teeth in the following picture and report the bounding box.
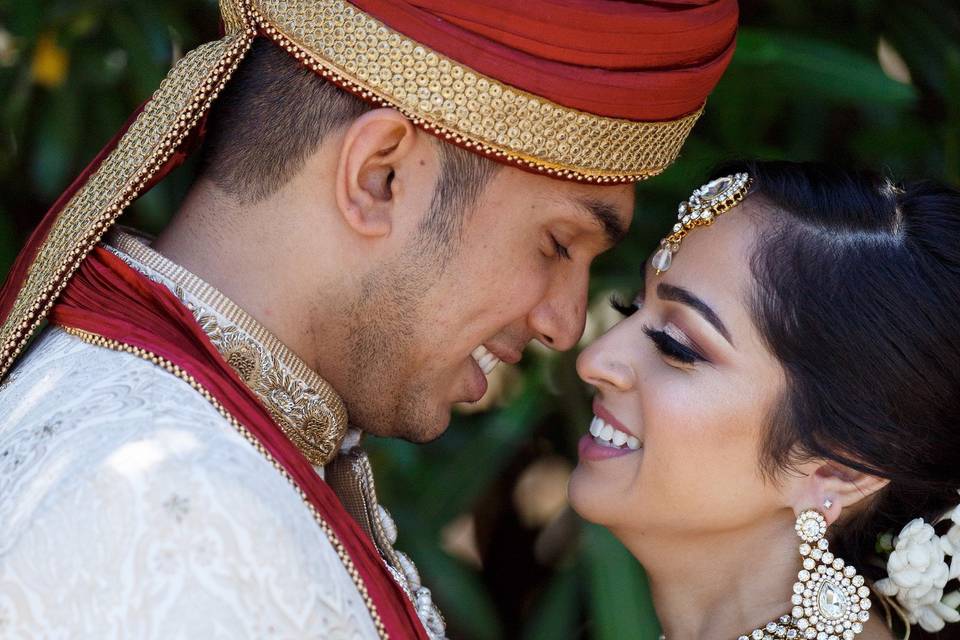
[471,345,501,376]
[589,416,641,450]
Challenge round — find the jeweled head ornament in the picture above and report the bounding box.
[651,172,753,275]
[0,0,739,382]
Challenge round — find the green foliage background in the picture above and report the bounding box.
[1,2,958,638]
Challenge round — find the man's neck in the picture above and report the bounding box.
[152,179,344,376]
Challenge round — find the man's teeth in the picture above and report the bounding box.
[471,345,501,376]
[589,416,642,450]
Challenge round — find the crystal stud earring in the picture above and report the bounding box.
[792,510,871,639]
[823,498,833,510]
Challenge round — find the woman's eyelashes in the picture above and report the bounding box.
[610,293,642,316]
[609,294,706,365]
[643,325,705,365]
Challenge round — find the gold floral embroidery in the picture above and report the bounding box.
[109,230,347,466]
[197,319,264,389]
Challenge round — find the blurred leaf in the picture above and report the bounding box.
[583,524,660,640]
[403,532,504,640]
[944,48,960,183]
[734,27,917,106]
[880,3,960,93]
[31,88,79,198]
[408,384,544,525]
[6,3,44,40]
[522,565,581,640]
[0,207,16,270]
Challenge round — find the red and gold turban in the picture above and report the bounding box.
[256,0,737,182]
[0,0,737,379]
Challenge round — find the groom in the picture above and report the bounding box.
[0,0,738,637]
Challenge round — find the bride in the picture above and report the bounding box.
[569,161,960,640]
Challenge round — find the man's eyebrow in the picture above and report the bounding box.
[656,282,734,346]
[574,197,627,245]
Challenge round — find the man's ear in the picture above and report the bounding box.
[790,461,889,526]
[334,108,418,238]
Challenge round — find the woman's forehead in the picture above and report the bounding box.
[647,201,766,336]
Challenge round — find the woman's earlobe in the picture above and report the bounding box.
[798,462,889,525]
[819,495,842,525]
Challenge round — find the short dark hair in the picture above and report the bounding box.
[723,160,960,635]
[198,38,497,244]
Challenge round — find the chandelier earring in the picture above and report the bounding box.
[790,509,872,639]
[658,510,874,640]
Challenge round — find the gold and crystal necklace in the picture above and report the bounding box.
[658,614,800,640]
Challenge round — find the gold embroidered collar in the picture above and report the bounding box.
[109,228,347,466]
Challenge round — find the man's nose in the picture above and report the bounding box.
[529,270,589,351]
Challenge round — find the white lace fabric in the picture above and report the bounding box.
[0,327,380,638]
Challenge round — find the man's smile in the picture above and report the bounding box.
[471,345,502,376]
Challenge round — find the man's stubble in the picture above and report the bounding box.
[343,237,450,442]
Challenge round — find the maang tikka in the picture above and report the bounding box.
[651,172,753,275]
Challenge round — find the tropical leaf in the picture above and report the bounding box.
[582,524,660,640]
[734,27,916,106]
[521,565,581,640]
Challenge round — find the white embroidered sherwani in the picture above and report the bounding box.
[0,230,444,639]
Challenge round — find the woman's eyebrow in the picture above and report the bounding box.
[656,282,734,346]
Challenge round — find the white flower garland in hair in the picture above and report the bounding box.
[874,502,960,633]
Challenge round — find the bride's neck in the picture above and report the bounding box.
[614,510,799,640]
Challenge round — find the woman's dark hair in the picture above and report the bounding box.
[717,160,960,638]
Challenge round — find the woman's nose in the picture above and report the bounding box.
[576,333,636,392]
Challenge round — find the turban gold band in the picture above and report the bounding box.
[252,0,704,184]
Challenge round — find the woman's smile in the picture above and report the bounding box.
[578,398,643,461]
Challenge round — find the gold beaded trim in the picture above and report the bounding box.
[251,0,703,183]
[111,229,348,466]
[0,13,257,383]
[60,325,390,640]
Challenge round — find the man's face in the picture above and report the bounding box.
[345,164,634,442]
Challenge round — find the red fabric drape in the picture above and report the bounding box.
[348,0,739,120]
[0,103,205,325]
[50,247,428,640]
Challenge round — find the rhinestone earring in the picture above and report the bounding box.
[792,510,872,639]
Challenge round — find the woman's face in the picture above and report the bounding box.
[568,198,790,538]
